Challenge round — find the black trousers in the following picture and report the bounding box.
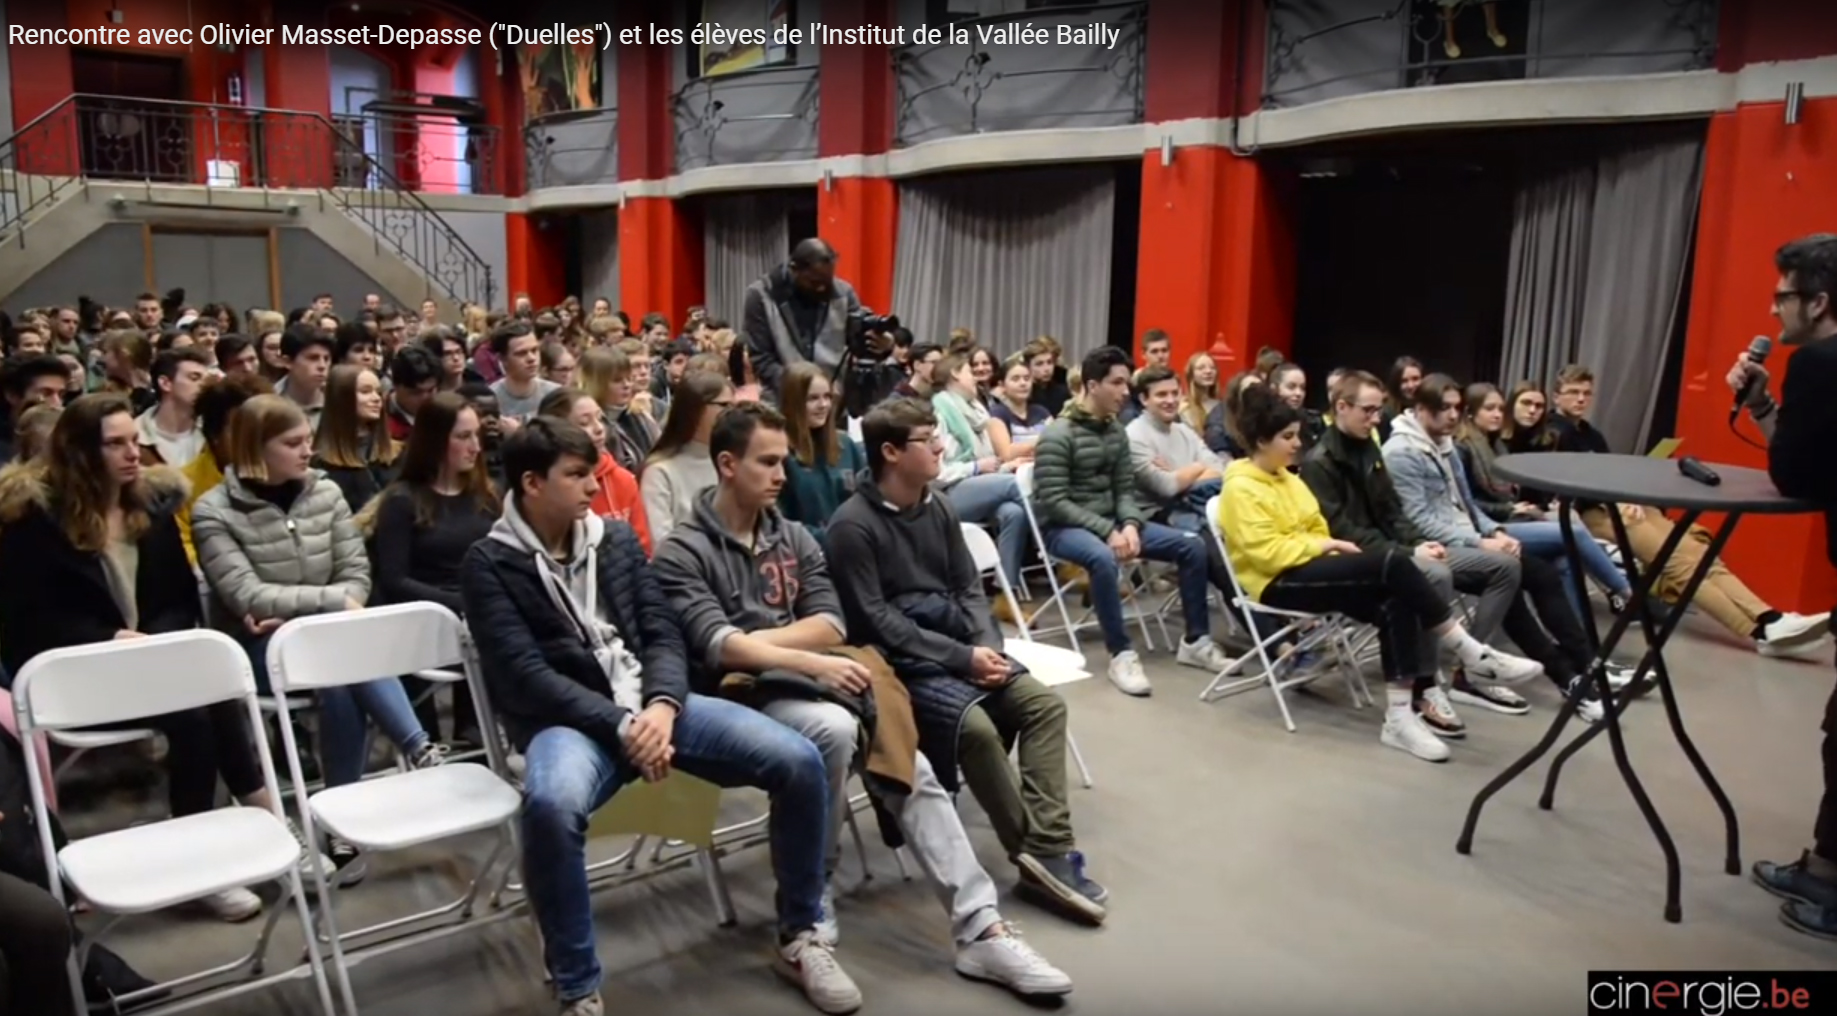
[1499,552,1594,689]
[116,702,264,818]
[1261,548,1454,683]
[0,870,74,1016]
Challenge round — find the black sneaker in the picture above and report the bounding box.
[328,836,368,887]
[1015,852,1106,926]
[1448,672,1530,715]
[1753,851,1837,908]
[1564,676,1605,724]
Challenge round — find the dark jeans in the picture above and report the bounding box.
[124,703,264,817]
[1816,654,1837,863]
[1498,552,1595,689]
[1044,523,1213,655]
[1260,549,1453,683]
[0,870,74,1016]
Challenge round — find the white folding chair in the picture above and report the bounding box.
[48,727,158,782]
[961,522,1095,788]
[268,603,523,1015]
[1199,495,1374,731]
[1010,461,1165,656]
[13,630,337,1016]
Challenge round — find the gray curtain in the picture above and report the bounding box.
[891,166,1114,359]
[1499,129,1704,453]
[703,193,791,325]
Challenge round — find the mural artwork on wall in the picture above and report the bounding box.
[696,0,795,77]
[521,34,602,122]
[1408,0,1530,86]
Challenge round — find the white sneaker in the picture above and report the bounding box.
[1380,711,1451,763]
[1464,646,1543,685]
[1758,637,1832,661]
[955,928,1073,997]
[775,930,862,1014]
[1176,637,1235,675]
[814,883,839,947]
[1603,662,1639,692]
[1417,685,1467,740]
[1764,612,1830,650]
[1106,650,1151,696]
[193,886,262,923]
[558,993,604,1016]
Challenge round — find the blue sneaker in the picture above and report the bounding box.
[1015,853,1106,926]
[1752,852,1837,908]
[1067,851,1108,905]
[1780,899,1837,942]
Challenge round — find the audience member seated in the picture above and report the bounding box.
[1219,385,1535,763]
[542,341,579,389]
[457,382,508,492]
[0,866,75,1016]
[275,326,332,430]
[98,329,157,415]
[134,348,208,467]
[192,394,443,884]
[987,354,1050,462]
[214,333,260,381]
[1127,366,1225,529]
[654,403,1073,999]
[1024,338,1071,417]
[1548,364,1828,657]
[777,363,865,547]
[1181,353,1220,437]
[893,342,942,401]
[176,375,270,564]
[0,354,68,464]
[930,352,1029,602]
[640,369,732,545]
[536,389,650,552]
[1204,371,1260,459]
[313,364,400,512]
[332,320,379,372]
[384,345,442,443]
[0,393,316,920]
[1033,347,1235,696]
[1383,375,1626,721]
[489,322,562,435]
[462,418,850,1016]
[1301,370,1541,734]
[1380,355,1424,443]
[367,392,501,748]
[829,399,1109,925]
[578,347,656,474]
[1457,382,1634,613]
[1268,362,1326,451]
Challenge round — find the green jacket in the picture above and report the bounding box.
[1033,402,1145,540]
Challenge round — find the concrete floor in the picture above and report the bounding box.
[68,608,1837,1015]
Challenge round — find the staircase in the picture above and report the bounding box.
[0,94,496,308]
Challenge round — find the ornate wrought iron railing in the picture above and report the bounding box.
[672,64,820,172]
[1264,0,1719,108]
[0,94,494,307]
[893,1,1147,146]
[523,107,620,190]
[333,112,503,196]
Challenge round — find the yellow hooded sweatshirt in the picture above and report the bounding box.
[1216,458,1331,601]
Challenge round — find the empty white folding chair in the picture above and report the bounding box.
[268,602,523,1015]
[13,630,337,1016]
[1010,461,1166,656]
[1199,495,1373,731]
[961,521,1095,788]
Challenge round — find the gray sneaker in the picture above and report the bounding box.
[558,992,603,1016]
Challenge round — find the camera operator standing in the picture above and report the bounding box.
[1733,233,1837,940]
[744,238,900,415]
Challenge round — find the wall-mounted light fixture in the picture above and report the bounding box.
[1785,81,1805,125]
[823,168,835,192]
[1160,135,1174,167]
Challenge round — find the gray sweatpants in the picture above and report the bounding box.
[1416,545,1522,669]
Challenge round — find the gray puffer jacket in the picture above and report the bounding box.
[192,467,371,629]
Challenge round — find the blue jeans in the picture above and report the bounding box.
[1505,520,1630,616]
[1044,522,1211,656]
[244,633,428,788]
[946,472,1027,586]
[520,693,829,1002]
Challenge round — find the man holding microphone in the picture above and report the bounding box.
[1734,233,1837,940]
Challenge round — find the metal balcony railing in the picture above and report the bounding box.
[523,107,620,190]
[1264,0,1719,109]
[894,1,1147,146]
[0,94,495,307]
[672,63,820,172]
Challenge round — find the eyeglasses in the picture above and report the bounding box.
[1348,402,1384,416]
[1774,289,1812,309]
[906,433,944,450]
[709,399,734,408]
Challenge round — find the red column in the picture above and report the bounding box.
[262,1,334,190]
[507,212,568,308]
[1134,0,1292,373]
[8,0,78,175]
[816,0,897,313]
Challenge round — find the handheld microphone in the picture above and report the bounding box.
[1730,335,1773,422]
[1677,456,1721,486]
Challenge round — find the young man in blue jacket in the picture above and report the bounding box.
[461,418,854,1016]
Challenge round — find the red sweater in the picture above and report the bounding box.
[591,451,651,554]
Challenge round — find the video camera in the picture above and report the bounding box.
[847,313,900,360]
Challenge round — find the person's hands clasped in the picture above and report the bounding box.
[623,702,678,783]
[1618,503,1646,524]
[976,456,1001,475]
[802,652,871,696]
[242,615,282,636]
[1479,533,1521,558]
[1106,527,1137,562]
[1319,538,1363,555]
[968,647,1012,688]
[1414,541,1447,562]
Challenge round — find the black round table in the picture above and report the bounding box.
[1456,452,1819,923]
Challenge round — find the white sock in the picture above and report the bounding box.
[1385,685,1414,721]
[1439,627,1489,669]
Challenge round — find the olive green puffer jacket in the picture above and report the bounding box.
[1032,402,1146,540]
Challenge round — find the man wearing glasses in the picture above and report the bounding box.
[1735,233,1837,940]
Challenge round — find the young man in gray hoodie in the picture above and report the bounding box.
[652,403,1072,1001]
